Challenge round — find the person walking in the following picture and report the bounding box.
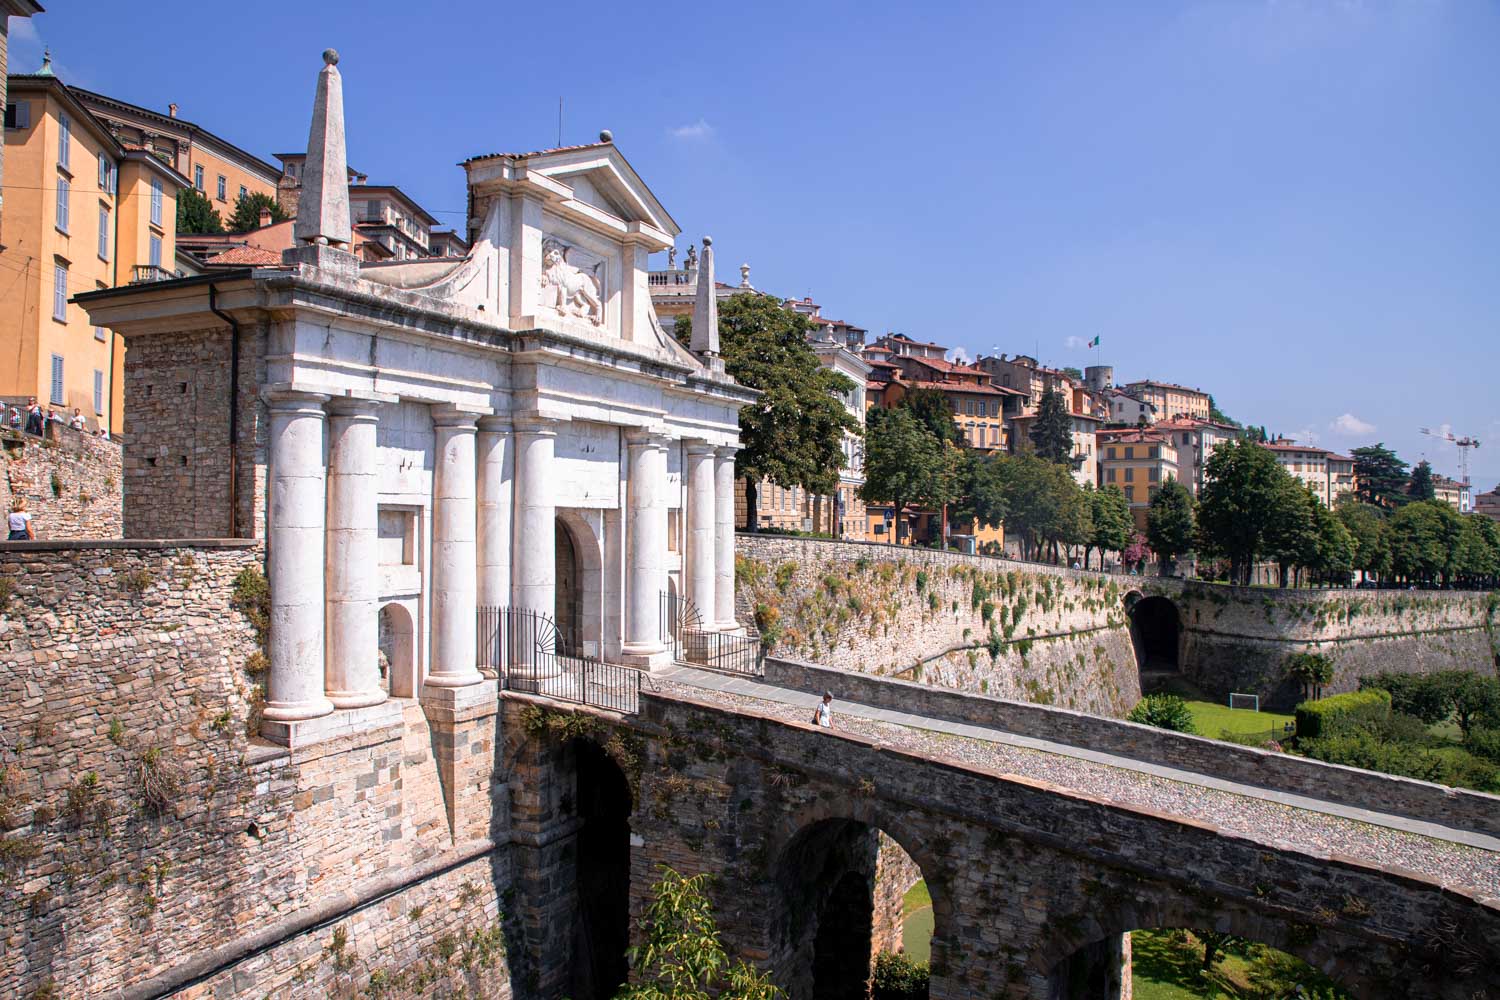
[812,691,834,729]
[8,498,34,540]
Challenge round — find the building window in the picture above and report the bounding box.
[1106,468,1116,483]
[58,113,70,169]
[1124,467,1135,482]
[1107,447,1116,459]
[50,354,64,404]
[53,263,67,321]
[216,175,226,200]
[150,177,163,226]
[98,205,109,259]
[55,176,69,232]
[4,100,30,129]
[239,184,247,201]
[1149,467,1161,483]
[1149,447,1159,458]
[194,164,204,191]
[98,152,113,194]
[1123,485,1135,503]
[149,234,162,268]
[94,325,106,343]
[93,370,104,415]
[1124,446,1134,460]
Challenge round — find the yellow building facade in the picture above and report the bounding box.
[1,73,186,434]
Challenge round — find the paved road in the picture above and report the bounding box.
[654,664,1500,895]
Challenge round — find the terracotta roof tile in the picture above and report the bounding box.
[203,245,282,267]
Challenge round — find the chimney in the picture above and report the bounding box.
[168,103,179,119]
[259,207,272,228]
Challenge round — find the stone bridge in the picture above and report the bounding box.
[507,673,1500,1000]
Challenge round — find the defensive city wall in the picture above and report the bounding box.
[735,534,1499,712]
[0,426,122,540]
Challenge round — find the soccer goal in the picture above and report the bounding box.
[1228,692,1260,712]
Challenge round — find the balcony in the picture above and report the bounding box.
[130,264,179,284]
[648,269,694,287]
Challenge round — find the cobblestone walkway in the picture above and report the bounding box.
[654,665,1500,897]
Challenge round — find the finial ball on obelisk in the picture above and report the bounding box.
[323,49,339,66]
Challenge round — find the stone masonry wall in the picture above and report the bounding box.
[736,535,1141,717]
[0,542,515,999]
[0,427,121,539]
[871,833,923,959]
[121,323,270,540]
[1167,582,1500,706]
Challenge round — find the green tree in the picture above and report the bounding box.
[1337,502,1391,580]
[957,452,1009,530]
[1286,652,1336,701]
[1311,501,1356,586]
[1127,694,1197,733]
[1350,443,1410,509]
[228,191,289,232]
[1389,500,1463,583]
[1447,672,1500,740]
[1264,482,1320,587]
[1207,394,1241,428]
[1059,366,1084,382]
[861,408,954,544]
[1454,515,1500,586]
[1000,453,1088,563]
[616,867,782,1000]
[1197,438,1292,585]
[1407,459,1436,502]
[895,386,962,446]
[1145,478,1196,576]
[679,295,861,530]
[1085,484,1132,571]
[176,186,224,234]
[1028,387,1076,466]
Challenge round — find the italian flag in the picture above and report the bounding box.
[1088,335,1100,348]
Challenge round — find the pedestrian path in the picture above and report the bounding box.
[656,664,1500,857]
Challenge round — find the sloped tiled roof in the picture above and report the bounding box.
[203,245,282,267]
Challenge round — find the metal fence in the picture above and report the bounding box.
[660,589,765,677]
[477,606,648,714]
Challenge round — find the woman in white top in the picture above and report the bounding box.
[69,408,86,431]
[8,499,34,541]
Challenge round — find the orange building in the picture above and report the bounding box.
[0,67,187,434]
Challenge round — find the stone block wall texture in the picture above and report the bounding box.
[0,427,122,539]
[766,656,1500,839]
[1168,582,1500,707]
[735,535,1142,717]
[870,832,922,959]
[121,324,270,540]
[0,542,516,999]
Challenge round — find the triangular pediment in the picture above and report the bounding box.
[521,145,680,237]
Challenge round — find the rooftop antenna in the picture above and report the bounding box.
[557,97,563,147]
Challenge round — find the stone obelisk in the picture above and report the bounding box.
[689,236,723,373]
[285,49,356,273]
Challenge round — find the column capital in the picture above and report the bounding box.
[326,396,381,419]
[431,406,481,430]
[262,387,331,412]
[684,439,716,457]
[514,418,557,439]
[477,415,514,433]
[625,428,669,451]
[714,445,739,460]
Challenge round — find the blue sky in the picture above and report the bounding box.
[15,1,1500,488]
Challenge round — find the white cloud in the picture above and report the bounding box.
[1294,426,1322,446]
[1329,412,1375,436]
[1064,335,1086,350]
[950,347,970,365]
[669,119,714,140]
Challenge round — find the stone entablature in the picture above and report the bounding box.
[77,54,757,750]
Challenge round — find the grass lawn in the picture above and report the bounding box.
[901,881,933,964]
[1183,700,1294,742]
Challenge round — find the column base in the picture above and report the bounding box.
[327,688,390,710]
[619,642,673,670]
[423,669,486,689]
[260,699,404,750]
[420,678,500,724]
[713,621,745,636]
[261,696,336,723]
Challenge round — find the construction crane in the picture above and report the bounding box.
[1419,427,1481,487]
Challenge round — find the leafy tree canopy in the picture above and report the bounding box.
[895,386,961,446]
[1350,443,1410,509]
[176,186,224,234]
[228,191,289,232]
[860,407,956,537]
[1059,366,1084,381]
[1407,459,1436,502]
[1029,387,1076,466]
[1207,394,1242,429]
[1146,478,1196,573]
[1086,484,1132,569]
[1197,438,1292,584]
[1337,502,1391,577]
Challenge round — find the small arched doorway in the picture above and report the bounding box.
[571,739,632,1000]
[556,518,582,655]
[1128,595,1180,674]
[377,602,416,697]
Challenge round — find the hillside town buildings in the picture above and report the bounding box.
[1264,440,1357,509]
[1121,379,1212,422]
[1097,428,1179,531]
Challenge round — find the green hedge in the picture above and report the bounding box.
[1294,689,1391,740]
[872,952,930,1000]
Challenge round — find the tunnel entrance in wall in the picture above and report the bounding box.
[1128,594,1181,678]
[556,518,582,655]
[570,739,632,1000]
[772,818,934,1000]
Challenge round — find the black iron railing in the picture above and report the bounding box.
[660,589,764,676]
[478,606,650,714]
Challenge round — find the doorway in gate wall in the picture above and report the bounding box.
[556,517,581,655]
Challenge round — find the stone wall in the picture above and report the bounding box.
[1165,582,1500,706]
[765,656,1500,839]
[120,323,269,540]
[0,541,515,999]
[736,535,1141,717]
[870,833,922,959]
[0,427,121,539]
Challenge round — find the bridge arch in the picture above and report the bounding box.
[569,736,633,1000]
[768,800,948,1000]
[1127,592,1181,677]
[1038,894,1387,1000]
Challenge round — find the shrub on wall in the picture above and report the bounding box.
[1297,729,1447,784]
[1294,689,1391,740]
[871,951,929,1000]
[1127,694,1197,734]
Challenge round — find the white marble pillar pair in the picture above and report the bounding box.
[263,392,386,723]
[683,442,740,632]
[622,431,669,661]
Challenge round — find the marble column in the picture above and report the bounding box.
[713,447,738,631]
[263,390,334,722]
[622,431,668,660]
[476,417,514,610]
[325,398,385,708]
[512,421,556,619]
[427,409,482,689]
[684,440,716,626]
